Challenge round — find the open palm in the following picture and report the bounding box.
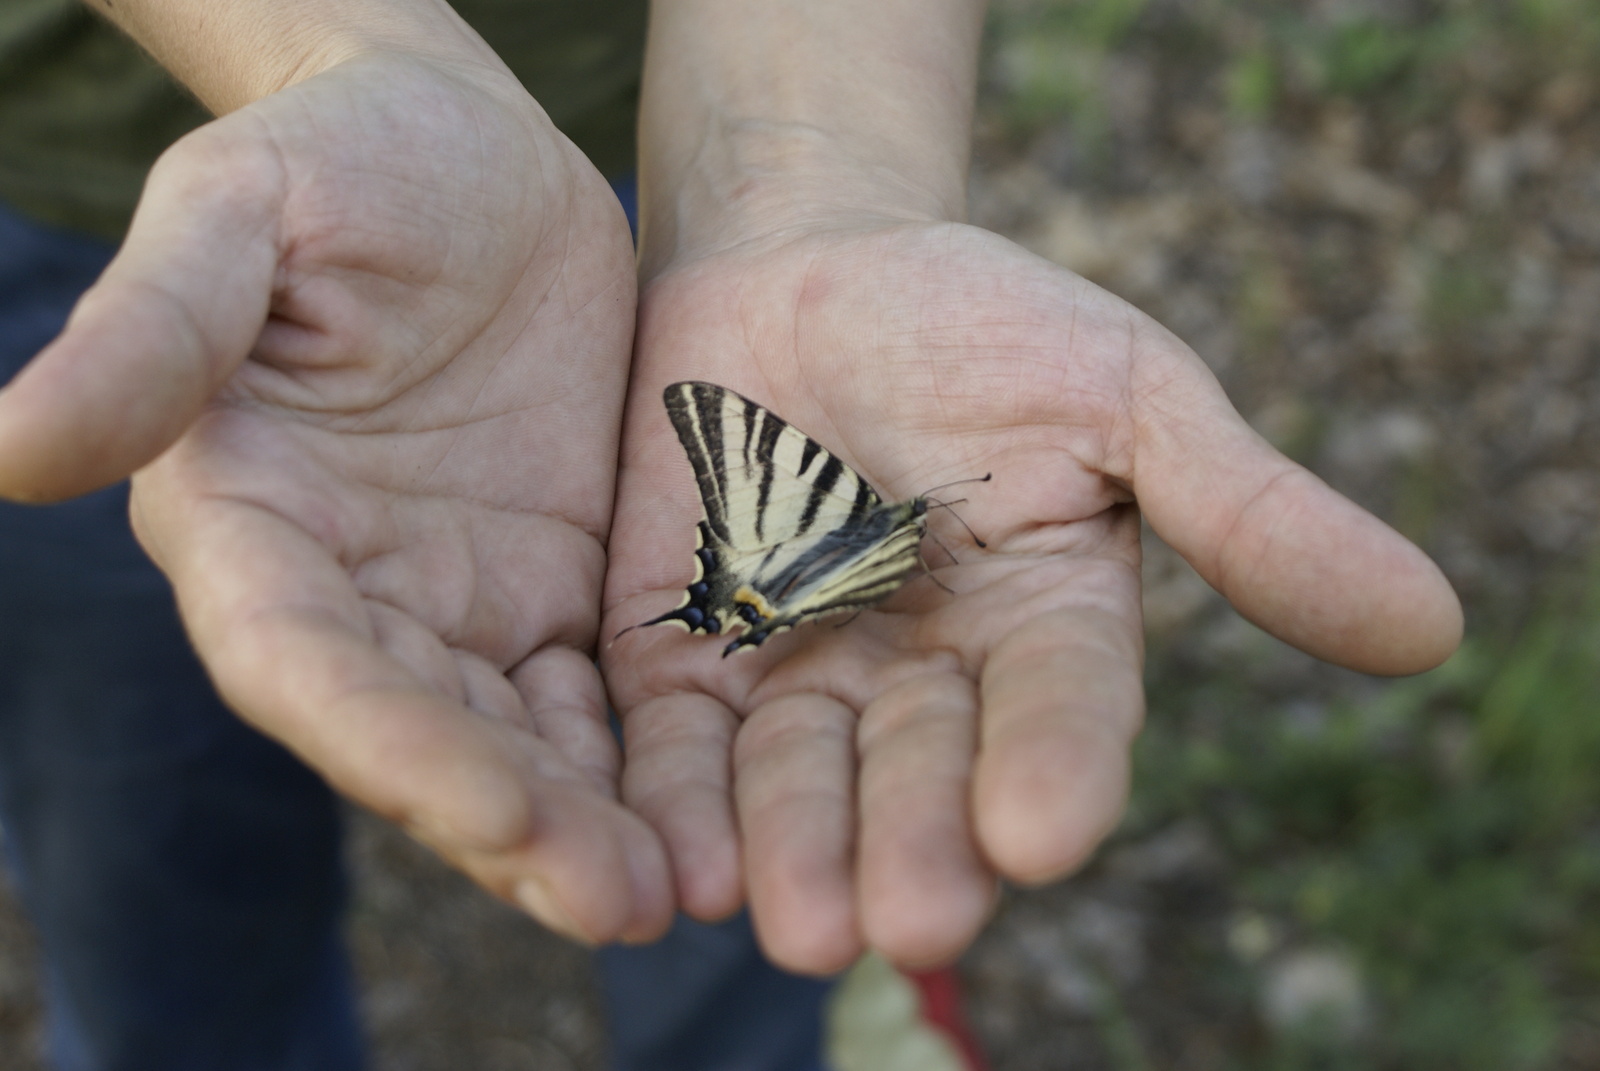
[0,54,670,944]
[603,221,1461,972]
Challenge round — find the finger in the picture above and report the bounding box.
[856,673,996,968]
[455,649,530,723]
[367,599,468,700]
[0,128,280,501]
[735,693,862,975]
[621,692,744,921]
[511,646,620,796]
[249,611,673,944]
[139,483,673,944]
[1133,363,1462,675]
[972,608,1143,884]
[417,753,675,947]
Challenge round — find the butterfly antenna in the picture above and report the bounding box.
[921,472,993,498]
[925,497,988,549]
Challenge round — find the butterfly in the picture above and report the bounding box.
[624,381,987,657]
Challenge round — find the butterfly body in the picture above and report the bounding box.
[636,381,937,657]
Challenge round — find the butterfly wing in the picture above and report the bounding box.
[662,380,880,552]
[639,381,927,654]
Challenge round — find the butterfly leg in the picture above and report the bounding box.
[918,551,958,596]
[923,526,962,568]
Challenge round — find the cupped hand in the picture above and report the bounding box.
[0,52,671,944]
[602,220,1462,972]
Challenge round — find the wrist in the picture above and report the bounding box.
[635,0,986,280]
[87,0,506,114]
[637,116,966,280]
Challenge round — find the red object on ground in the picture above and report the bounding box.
[906,967,989,1071]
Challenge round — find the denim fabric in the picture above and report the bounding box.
[0,201,363,1071]
[598,913,833,1071]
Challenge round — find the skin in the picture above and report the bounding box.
[603,0,1464,974]
[0,6,671,945]
[0,0,1461,974]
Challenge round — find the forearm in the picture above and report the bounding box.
[637,0,987,275]
[83,0,502,114]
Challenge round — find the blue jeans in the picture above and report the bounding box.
[0,206,362,1070]
[0,200,831,1071]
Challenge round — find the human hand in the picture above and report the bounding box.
[606,0,1458,977]
[0,41,671,944]
[602,219,1461,972]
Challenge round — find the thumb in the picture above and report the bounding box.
[0,129,281,501]
[1133,368,1462,676]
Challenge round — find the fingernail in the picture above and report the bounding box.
[515,879,594,946]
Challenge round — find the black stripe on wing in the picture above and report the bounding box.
[796,455,843,537]
[740,396,759,470]
[753,408,786,542]
[847,476,875,522]
[797,438,822,476]
[663,382,733,543]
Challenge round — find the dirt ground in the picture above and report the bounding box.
[3,2,1599,1069]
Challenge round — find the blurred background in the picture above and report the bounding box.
[4,0,1599,1067]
